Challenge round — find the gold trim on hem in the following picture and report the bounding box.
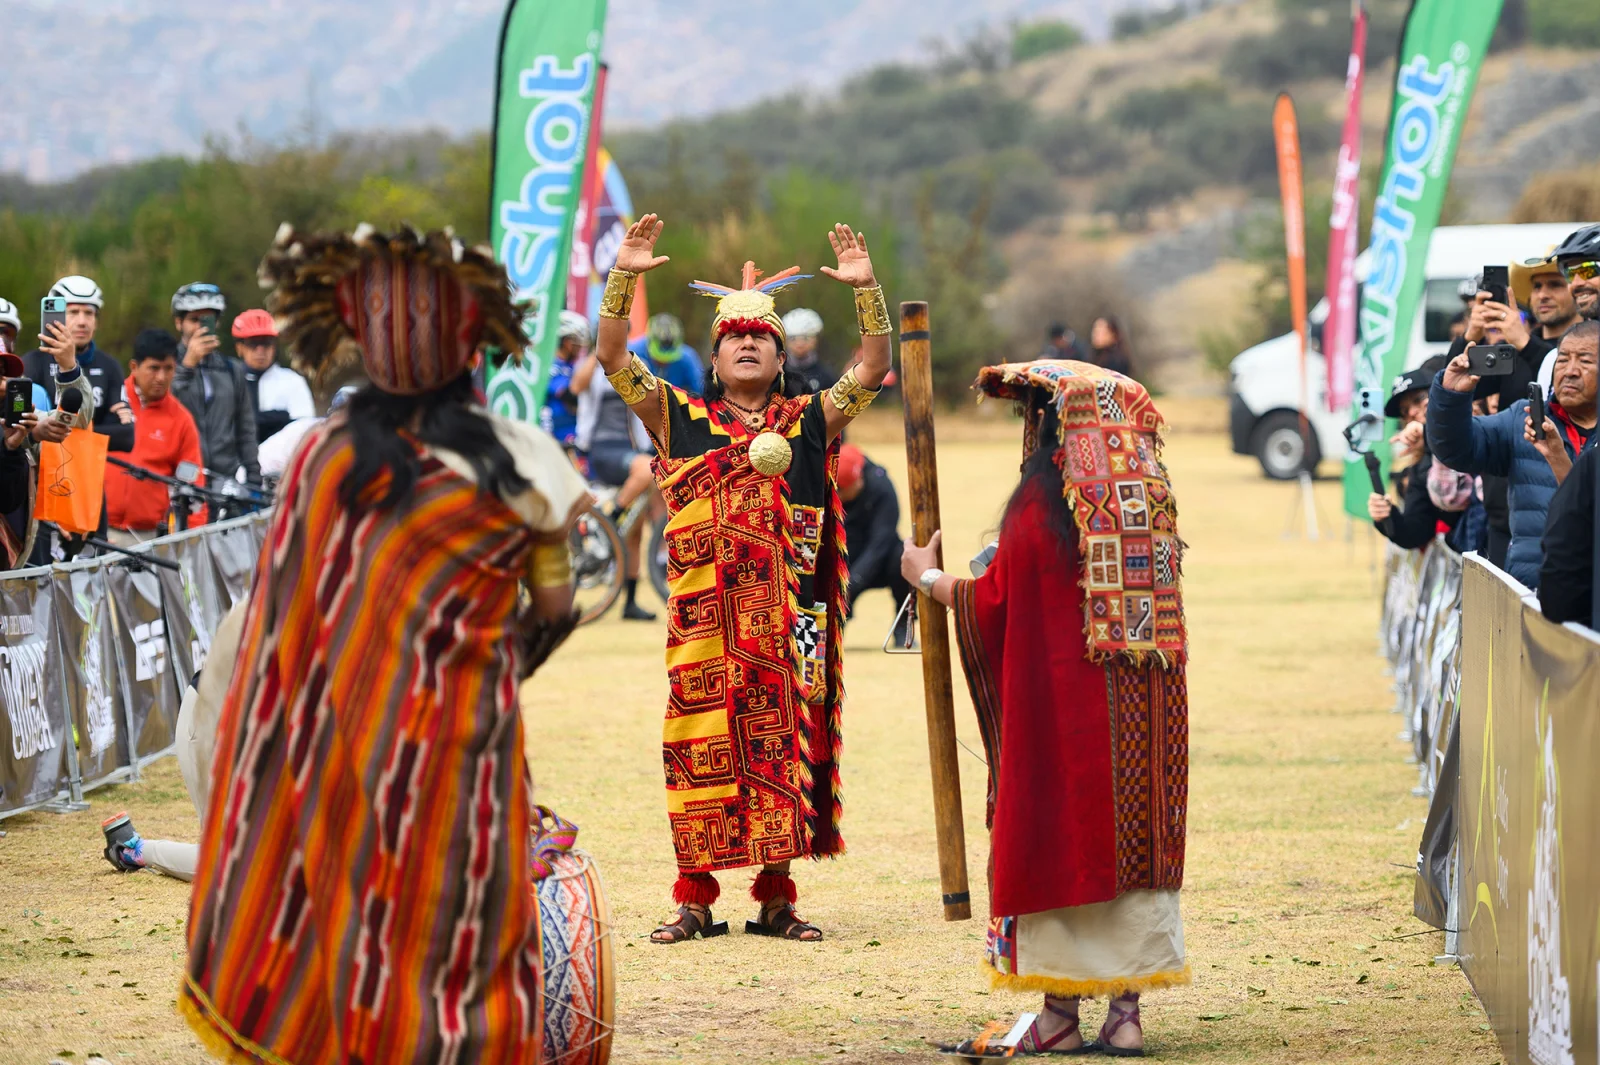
[985,963,1193,1000]
[179,979,300,1065]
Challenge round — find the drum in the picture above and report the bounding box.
[538,848,615,1065]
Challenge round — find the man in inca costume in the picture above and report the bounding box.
[589,214,892,942]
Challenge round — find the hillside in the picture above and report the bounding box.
[3,0,1151,182]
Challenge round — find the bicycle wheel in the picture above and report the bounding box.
[647,514,671,604]
[568,504,625,625]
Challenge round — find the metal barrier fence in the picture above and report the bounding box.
[1383,541,1600,1063]
[0,513,269,820]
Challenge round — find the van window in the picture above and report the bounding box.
[1424,278,1467,343]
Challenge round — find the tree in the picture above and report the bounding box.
[1011,19,1085,63]
[1528,0,1600,47]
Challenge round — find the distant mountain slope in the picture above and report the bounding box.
[3,0,1150,180]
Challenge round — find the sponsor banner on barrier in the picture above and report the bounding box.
[1457,557,1600,1063]
[152,536,229,691]
[52,565,127,786]
[208,517,264,608]
[105,563,180,761]
[0,572,67,813]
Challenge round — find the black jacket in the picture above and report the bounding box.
[790,352,839,396]
[844,458,901,584]
[21,342,134,452]
[1375,451,1463,549]
[1539,445,1597,629]
[173,350,259,481]
[0,442,29,520]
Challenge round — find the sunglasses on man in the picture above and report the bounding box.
[1559,260,1600,282]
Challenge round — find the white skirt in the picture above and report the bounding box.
[986,889,1190,998]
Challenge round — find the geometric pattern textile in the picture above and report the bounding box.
[974,359,1186,666]
[179,423,547,1065]
[651,385,848,876]
[538,850,615,1065]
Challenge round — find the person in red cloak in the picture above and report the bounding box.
[902,360,1190,1057]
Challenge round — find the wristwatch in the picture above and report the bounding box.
[917,567,945,596]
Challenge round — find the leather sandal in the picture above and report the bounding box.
[649,904,728,944]
[745,901,823,940]
[1093,997,1145,1057]
[1015,999,1093,1055]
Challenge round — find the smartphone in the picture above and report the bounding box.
[1467,343,1518,376]
[41,296,68,337]
[1480,265,1510,305]
[5,379,33,426]
[1528,382,1546,441]
[175,461,201,484]
[196,312,219,335]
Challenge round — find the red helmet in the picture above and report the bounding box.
[837,444,866,494]
[231,309,278,340]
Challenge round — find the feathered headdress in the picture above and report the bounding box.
[258,223,526,396]
[690,260,811,349]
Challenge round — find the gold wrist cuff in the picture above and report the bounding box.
[853,284,891,336]
[599,269,638,320]
[529,542,573,589]
[827,366,881,419]
[606,353,658,406]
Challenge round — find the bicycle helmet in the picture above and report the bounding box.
[781,307,824,339]
[172,282,226,315]
[0,298,19,332]
[557,309,591,346]
[1553,223,1600,263]
[50,275,103,309]
[231,308,278,339]
[648,313,683,347]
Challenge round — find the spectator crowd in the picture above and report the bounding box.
[1365,222,1599,630]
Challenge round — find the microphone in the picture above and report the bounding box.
[55,388,84,423]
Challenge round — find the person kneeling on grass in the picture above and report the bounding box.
[906,360,1190,1058]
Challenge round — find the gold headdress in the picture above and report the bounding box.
[690,261,811,349]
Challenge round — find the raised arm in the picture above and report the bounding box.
[595,213,671,441]
[818,224,891,442]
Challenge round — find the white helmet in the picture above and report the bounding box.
[781,307,824,339]
[556,309,591,346]
[50,275,104,309]
[0,298,19,331]
[172,282,226,315]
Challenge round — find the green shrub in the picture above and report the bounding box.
[1107,81,1228,134]
[1034,114,1127,176]
[1227,9,1400,87]
[1094,161,1197,229]
[1111,4,1190,39]
[1011,19,1085,63]
[1528,0,1600,47]
[931,148,1061,234]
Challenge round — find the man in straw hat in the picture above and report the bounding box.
[179,224,589,1064]
[905,360,1189,1057]
[587,213,891,943]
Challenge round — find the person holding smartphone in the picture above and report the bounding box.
[19,276,134,454]
[170,282,259,484]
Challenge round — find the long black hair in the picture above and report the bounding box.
[702,331,808,402]
[1001,402,1078,552]
[339,372,529,511]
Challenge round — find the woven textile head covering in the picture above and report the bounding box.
[690,261,812,351]
[974,358,1186,666]
[258,223,526,395]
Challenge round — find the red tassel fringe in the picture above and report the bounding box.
[750,870,798,905]
[672,873,721,907]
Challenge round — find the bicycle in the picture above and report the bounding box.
[568,483,670,625]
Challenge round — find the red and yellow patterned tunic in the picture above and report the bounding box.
[180,416,585,1065]
[650,385,848,877]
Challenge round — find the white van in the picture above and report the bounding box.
[1228,222,1585,479]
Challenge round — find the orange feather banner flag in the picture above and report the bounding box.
[1273,93,1310,432]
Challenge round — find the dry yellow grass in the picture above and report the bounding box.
[0,402,1498,1064]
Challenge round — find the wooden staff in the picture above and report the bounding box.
[898,300,971,922]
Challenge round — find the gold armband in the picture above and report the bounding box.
[598,269,638,320]
[606,353,658,406]
[853,284,892,337]
[827,366,881,419]
[529,541,573,589]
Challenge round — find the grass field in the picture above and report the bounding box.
[0,400,1500,1064]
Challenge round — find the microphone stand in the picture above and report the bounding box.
[45,524,181,572]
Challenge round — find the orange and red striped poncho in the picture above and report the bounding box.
[181,421,566,1064]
